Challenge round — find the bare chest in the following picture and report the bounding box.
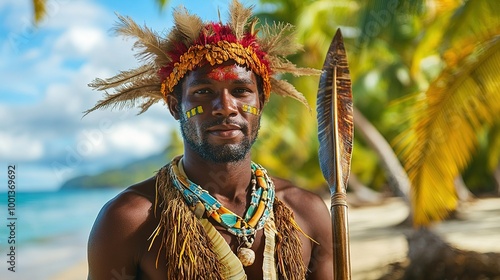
[137,197,312,279]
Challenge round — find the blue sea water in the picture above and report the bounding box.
[0,188,122,280]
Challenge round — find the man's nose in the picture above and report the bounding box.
[212,90,238,117]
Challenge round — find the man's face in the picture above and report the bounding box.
[177,62,263,163]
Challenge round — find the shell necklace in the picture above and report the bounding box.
[169,156,275,266]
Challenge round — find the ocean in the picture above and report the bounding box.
[0,188,122,280]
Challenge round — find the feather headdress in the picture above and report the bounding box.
[85,0,320,115]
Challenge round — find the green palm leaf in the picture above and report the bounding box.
[412,0,500,78]
[488,124,500,171]
[33,0,45,23]
[443,0,500,51]
[395,36,500,226]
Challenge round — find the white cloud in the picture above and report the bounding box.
[107,125,152,156]
[73,112,172,159]
[37,0,111,30]
[44,82,86,115]
[0,131,44,161]
[55,26,105,55]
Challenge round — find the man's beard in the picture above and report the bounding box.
[179,115,260,163]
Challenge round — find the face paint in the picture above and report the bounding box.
[207,65,240,81]
[242,104,259,115]
[185,105,204,118]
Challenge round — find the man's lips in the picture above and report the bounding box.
[207,124,243,138]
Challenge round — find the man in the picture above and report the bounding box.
[87,1,333,279]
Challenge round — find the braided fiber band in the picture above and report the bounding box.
[331,192,348,207]
[160,40,271,100]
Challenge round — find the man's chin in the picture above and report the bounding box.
[201,144,249,163]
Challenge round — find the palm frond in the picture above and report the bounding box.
[412,1,500,77]
[155,0,170,9]
[395,36,500,226]
[444,0,500,52]
[33,0,46,24]
[427,0,462,15]
[410,13,452,78]
[487,124,500,171]
[356,0,424,48]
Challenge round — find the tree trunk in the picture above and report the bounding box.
[348,173,383,205]
[353,107,412,207]
[379,229,500,280]
[454,176,474,202]
[404,229,500,280]
[494,164,500,196]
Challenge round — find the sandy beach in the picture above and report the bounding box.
[348,196,500,279]
[50,197,500,280]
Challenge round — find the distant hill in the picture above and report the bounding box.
[60,150,169,190]
[60,131,184,190]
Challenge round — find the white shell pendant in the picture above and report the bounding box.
[237,247,255,266]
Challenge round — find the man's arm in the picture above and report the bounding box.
[87,191,151,279]
[304,194,334,279]
[274,179,334,280]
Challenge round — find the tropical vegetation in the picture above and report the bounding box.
[31,0,500,227]
[252,0,500,227]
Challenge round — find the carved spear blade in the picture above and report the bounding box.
[317,28,354,280]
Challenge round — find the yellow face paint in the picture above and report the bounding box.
[185,105,204,118]
[242,104,259,115]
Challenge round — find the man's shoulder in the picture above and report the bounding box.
[95,177,157,227]
[88,177,160,278]
[271,176,331,247]
[271,177,328,218]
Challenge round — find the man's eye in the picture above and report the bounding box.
[193,89,211,95]
[233,88,252,95]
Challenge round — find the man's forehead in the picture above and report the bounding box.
[188,63,257,84]
[207,65,242,81]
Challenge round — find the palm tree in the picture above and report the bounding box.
[251,0,328,189]
[32,0,44,23]
[261,0,500,276]
[258,0,500,227]
[393,0,500,225]
[256,0,414,200]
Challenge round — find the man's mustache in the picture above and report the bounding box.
[203,117,247,130]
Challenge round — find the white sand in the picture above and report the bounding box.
[349,197,500,279]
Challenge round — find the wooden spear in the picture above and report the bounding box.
[316,29,354,280]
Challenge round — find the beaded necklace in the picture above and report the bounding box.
[169,156,275,266]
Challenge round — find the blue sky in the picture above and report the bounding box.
[0,0,241,191]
